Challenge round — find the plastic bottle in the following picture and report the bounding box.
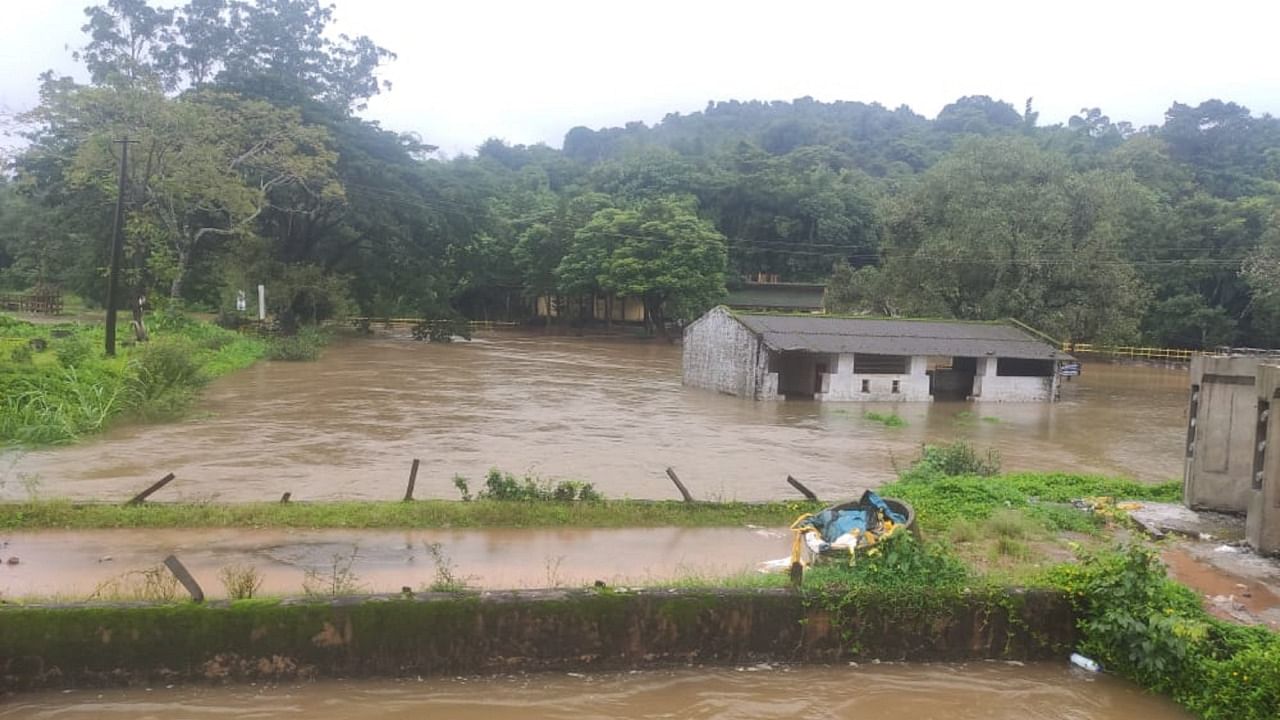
[1069,653,1101,672]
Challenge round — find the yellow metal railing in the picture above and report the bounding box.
[1062,343,1195,361]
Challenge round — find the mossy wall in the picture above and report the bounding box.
[0,588,1075,690]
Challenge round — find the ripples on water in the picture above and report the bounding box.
[0,665,1192,719]
[3,333,1189,502]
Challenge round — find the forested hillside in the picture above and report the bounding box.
[2,0,1278,347]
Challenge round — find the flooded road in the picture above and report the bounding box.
[2,333,1188,502]
[0,526,787,599]
[0,664,1191,719]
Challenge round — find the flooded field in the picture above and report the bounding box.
[0,664,1191,719]
[1,332,1188,503]
[0,526,785,599]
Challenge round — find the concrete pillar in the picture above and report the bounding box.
[1184,355,1259,513]
[1247,365,1280,555]
[909,356,927,375]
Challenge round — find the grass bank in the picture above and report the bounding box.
[0,311,329,446]
[0,498,820,531]
[811,442,1277,719]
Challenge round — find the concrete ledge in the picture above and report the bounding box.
[0,587,1075,690]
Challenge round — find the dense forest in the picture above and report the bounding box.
[2,0,1279,347]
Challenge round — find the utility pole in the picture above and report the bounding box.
[104,137,138,356]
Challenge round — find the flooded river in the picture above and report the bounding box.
[1,664,1191,719]
[1,332,1188,502]
[0,526,786,599]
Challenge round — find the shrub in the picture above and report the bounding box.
[910,441,1001,477]
[803,532,973,644]
[1049,545,1280,719]
[218,564,263,600]
[266,327,328,361]
[126,338,205,417]
[411,317,472,343]
[54,333,95,367]
[459,468,603,502]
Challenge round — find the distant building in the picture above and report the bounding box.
[682,306,1072,402]
[534,294,646,323]
[724,281,825,312]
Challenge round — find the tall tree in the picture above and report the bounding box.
[871,137,1156,343]
[565,198,727,335]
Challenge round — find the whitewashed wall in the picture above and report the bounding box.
[681,307,776,399]
[823,354,931,401]
[972,357,1056,401]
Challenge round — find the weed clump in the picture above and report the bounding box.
[910,441,1001,477]
[454,469,603,502]
[89,564,181,602]
[265,327,329,361]
[218,563,264,600]
[863,410,907,428]
[303,546,364,597]
[423,542,474,592]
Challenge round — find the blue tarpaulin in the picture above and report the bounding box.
[801,490,905,543]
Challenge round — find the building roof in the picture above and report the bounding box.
[725,283,825,311]
[731,311,1072,360]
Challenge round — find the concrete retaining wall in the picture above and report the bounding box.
[0,588,1075,691]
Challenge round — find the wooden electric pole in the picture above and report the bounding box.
[104,137,138,357]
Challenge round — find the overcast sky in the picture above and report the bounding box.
[3,0,1280,156]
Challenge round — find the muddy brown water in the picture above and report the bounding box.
[0,332,1188,503]
[0,664,1192,719]
[0,526,789,599]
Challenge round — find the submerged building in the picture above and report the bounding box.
[682,307,1072,402]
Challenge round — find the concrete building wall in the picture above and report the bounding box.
[1247,365,1280,554]
[1185,355,1260,514]
[824,353,930,401]
[536,295,645,322]
[972,357,1058,402]
[681,307,774,399]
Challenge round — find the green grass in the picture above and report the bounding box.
[265,326,329,361]
[880,471,1180,532]
[0,312,268,446]
[0,499,823,531]
[863,410,907,427]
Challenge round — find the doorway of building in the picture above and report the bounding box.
[775,351,826,399]
[931,356,976,400]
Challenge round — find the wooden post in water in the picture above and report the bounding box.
[403,459,420,502]
[786,475,819,502]
[665,467,694,503]
[163,554,204,602]
[280,492,292,503]
[124,473,175,506]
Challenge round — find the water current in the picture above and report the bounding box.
[0,664,1192,719]
[2,332,1187,502]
